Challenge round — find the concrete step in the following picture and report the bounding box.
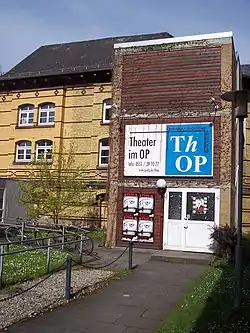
[150,250,213,265]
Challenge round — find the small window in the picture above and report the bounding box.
[36,140,53,161]
[102,99,112,123]
[16,141,32,162]
[0,189,5,221]
[99,138,109,167]
[18,105,34,126]
[38,103,55,125]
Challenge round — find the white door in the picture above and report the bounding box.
[163,188,220,253]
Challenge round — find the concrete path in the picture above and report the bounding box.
[2,259,205,333]
[89,246,155,269]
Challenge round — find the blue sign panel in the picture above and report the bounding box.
[165,123,213,176]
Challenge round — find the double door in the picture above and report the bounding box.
[163,188,220,253]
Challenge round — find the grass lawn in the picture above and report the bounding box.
[2,246,69,286]
[157,262,250,333]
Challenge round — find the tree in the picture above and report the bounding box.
[19,146,92,225]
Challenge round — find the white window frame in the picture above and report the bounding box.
[0,188,5,222]
[99,138,110,167]
[36,140,53,162]
[38,103,55,126]
[16,141,32,162]
[102,99,112,124]
[18,105,34,126]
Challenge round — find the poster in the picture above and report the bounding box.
[138,214,154,241]
[124,123,213,177]
[122,213,138,236]
[123,193,138,212]
[139,194,154,214]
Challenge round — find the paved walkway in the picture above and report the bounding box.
[2,258,205,333]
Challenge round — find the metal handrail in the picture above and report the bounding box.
[0,234,63,247]
[0,238,84,256]
[1,223,91,235]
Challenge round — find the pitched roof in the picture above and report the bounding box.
[2,32,172,80]
[241,64,250,78]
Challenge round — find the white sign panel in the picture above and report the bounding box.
[124,124,166,176]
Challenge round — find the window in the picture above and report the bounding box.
[0,189,4,221]
[39,103,55,125]
[36,140,53,161]
[99,138,109,167]
[16,141,32,162]
[102,99,112,123]
[18,105,34,126]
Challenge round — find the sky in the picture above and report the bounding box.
[1,0,250,72]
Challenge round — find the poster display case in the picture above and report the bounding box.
[122,193,154,242]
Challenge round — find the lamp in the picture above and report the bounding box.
[156,178,167,197]
[221,89,250,309]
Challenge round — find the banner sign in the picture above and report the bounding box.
[124,123,213,177]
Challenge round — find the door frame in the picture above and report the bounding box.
[163,187,220,252]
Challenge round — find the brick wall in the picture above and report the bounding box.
[121,47,221,113]
[106,36,235,248]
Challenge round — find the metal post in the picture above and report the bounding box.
[62,226,65,251]
[21,221,25,245]
[221,90,249,310]
[46,238,51,274]
[128,241,133,270]
[79,234,83,262]
[65,255,72,300]
[0,245,4,289]
[234,116,245,309]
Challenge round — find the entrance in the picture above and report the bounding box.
[163,188,220,253]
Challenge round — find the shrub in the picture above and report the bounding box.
[242,233,250,263]
[210,225,237,262]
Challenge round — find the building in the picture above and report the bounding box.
[0,32,172,224]
[242,64,250,227]
[106,31,240,252]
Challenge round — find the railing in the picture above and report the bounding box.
[0,236,136,300]
[1,215,107,231]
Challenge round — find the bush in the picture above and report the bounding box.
[210,225,237,262]
[243,233,250,263]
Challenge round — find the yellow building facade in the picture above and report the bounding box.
[0,84,112,225]
[0,85,111,177]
